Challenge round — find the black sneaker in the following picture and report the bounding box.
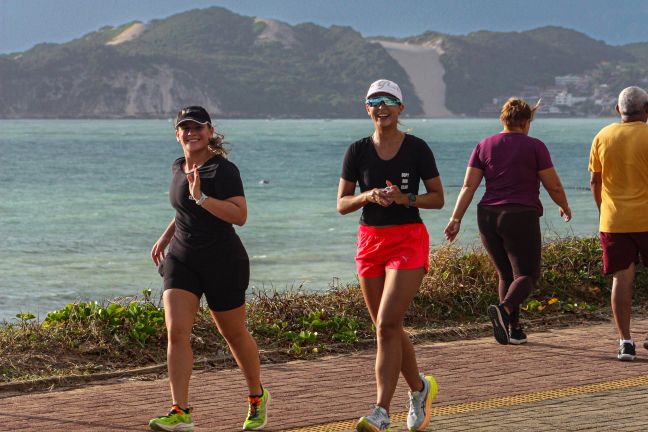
[487,304,510,345]
[643,336,648,351]
[618,342,636,361]
[509,326,527,345]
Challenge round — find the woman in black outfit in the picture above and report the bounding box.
[149,106,269,432]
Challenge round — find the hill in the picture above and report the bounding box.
[621,42,648,65]
[0,7,419,119]
[398,26,636,115]
[0,8,646,118]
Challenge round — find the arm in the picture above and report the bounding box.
[590,171,602,212]
[538,167,571,221]
[151,218,176,265]
[201,195,247,226]
[444,167,483,241]
[187,163,247,226]
[337,178,392,215]
[388,176,444,209]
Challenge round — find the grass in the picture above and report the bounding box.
[1,236,646,386]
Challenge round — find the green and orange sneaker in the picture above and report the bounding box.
[243,386,270,430]
[149,405,194,431]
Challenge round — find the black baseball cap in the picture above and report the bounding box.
[174,106,212,128]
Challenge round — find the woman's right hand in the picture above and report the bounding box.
[151,235,171,266]
[444,220,461,242]
[366,188,393,207]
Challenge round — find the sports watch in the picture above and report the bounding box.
[196,192,209,206]
[407,193,416,208]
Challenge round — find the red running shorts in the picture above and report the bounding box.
[355,223,430,279]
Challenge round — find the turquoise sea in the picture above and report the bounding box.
[0,118,612,321]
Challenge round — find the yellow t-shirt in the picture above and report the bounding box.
[589,121,648,232]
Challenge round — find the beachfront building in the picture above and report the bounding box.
[555,74,590,90]
[554,91,588,108]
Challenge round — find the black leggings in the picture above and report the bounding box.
[477,205,541,327]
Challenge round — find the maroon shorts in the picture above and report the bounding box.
[600,231,648,275]
[355,223,429,278]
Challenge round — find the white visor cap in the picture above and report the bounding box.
[366,79,403,101]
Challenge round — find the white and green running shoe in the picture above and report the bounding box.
[357,405,391,432]
[149,405,193,431]
[407,374,439,431]
[243,386,270,430]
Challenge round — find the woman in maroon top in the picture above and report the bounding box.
[444,97,571,345]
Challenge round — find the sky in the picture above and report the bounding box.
[2,0,647,54]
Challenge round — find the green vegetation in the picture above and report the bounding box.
[621,42,648,65]
[2,237,645,386]
[0,7,417,119]
[406,26,637,115]
[3,7,646,118]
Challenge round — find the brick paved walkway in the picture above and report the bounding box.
[3,318,648,431]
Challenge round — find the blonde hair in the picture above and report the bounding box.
[500,97,537,129]
[207,130,228,157]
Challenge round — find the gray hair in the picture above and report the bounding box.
[618,86,648,118]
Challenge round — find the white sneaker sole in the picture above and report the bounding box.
[618,353,636,361]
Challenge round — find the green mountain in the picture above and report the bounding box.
[621,42,648,65]
[0,7,419,118]
[0,8,646,118]
[401,26,635,115]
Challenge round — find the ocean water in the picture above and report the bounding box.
[0,118,612,321]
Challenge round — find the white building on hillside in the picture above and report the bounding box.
[554,90,587,107]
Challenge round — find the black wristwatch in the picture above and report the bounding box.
[407,193,416,208]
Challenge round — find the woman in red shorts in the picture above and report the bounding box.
[337,80,445,432]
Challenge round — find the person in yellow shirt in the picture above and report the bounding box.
[589,86,648,361]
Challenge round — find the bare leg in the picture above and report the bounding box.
[163,289,200,408]
[611,263,636,341]
[360,268,424,412]
[211,305,262,395]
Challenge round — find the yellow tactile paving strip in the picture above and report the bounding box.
[285,374,648,431]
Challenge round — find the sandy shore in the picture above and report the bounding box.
[377,40,453,117]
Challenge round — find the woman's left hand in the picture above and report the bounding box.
[187,164,201,201]
[383,181,408,206]
[444,220,461,242]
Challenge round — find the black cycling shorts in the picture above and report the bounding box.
[158,235,250,312]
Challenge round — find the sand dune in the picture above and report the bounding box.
[377,40,453,117]
[107,22,147,46]
[254,18,296,48]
